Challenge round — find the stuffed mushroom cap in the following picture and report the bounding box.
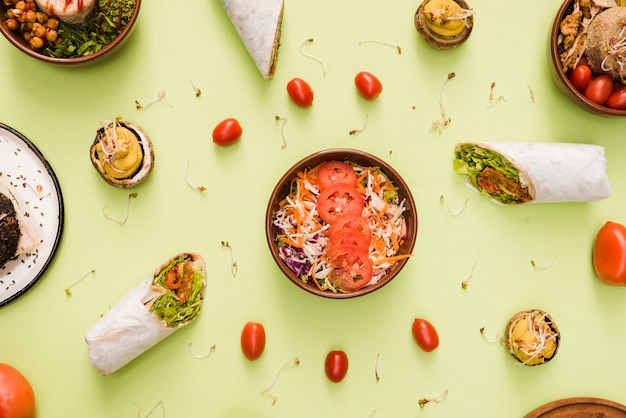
[415,0,474,49]
[505,309,560,366]
[90,120,154,188]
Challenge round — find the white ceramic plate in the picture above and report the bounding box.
[0,123,63,307]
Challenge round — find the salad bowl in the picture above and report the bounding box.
[265,148,418,299]
[0,0,141,65]
[549,0,626,116]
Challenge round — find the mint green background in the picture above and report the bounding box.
[2,0,626,417]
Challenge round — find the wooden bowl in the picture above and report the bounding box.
[549,0,626,116]
[265,148,418,299]
[0,0,141,65]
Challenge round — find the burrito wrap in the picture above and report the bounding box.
[453,142,611,204]
[220,0,284,79]
[84,252,206,375]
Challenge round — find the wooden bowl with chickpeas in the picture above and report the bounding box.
[0,0,141,64]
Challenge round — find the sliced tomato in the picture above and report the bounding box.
[329,213,372,244]
[317,183,364,224]
[317,161,358,191]
[327,244,373,291]
[328,228,369,253]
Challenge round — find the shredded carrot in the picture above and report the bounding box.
[373,254,413,266]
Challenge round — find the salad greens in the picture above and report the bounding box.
[43,0,136,58]
[150,255,205,328]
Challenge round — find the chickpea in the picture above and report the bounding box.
[46,29,57,43]
[7,8,22,19]
[46,18,58,30]
[28,35,43,50]
[23,9,36,23]
[5,18,19,31]
[35,11,48,24]
[31,22,45,38]
[14,0,25,10]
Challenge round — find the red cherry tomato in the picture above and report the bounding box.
[593,221,626,286]
[287,78,314,107]
[568,64,592,92]
[412,318,439,352]
[317,183,364,224]
[328,228,370,253]
[327,244,373,291]
[329,213,372,245]
[324,350,348,383]
[584,75,613,105]
[354,71,383,100]
[606,86,626,110]
[241,322,266,361]
[317,161,358,191]
[0,364,35,418]
[212,118,242,146]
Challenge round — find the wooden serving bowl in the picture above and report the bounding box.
[0,0,141,65]
[265,148,418,299]
[549,0,626,116]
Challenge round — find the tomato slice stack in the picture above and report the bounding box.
[316,161,373,291]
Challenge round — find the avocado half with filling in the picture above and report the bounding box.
[90,119,154,188]
[504,309,560,366]
[414,0,474,49]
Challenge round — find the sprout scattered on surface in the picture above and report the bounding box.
[418,389,448,408]
[299,38,328,76]
[221,241,238,278]
[461,259,477,290]
[65,268,96,296]
[190,80,201,97]
[261,358,300,405]
[275,116,288,149]
[374,352,381,382]
[187,342,216,359]
[487,82,507,107]
[135,400,165,418]
[349,113,369,135]
[531,257,556,271]
[103,193,138,224]
[185,161,206,192]
[135,90,172,109]
[430,72,455,133]
[358,38,402,54]
[440,195,468,216]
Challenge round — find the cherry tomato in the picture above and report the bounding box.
[0,364,35,418]
[317,183,364,224]
[327,244,373,291]
[287,78,314,107]
[412,318,439,352]
[329,213,372,245]
[212,118,242,146]
[568,64,592,92]
[354,71,383,100]
[317,161,357,191]
[584,75,613,105]
[606,86,626,110]
[593,221,626,286]
[328,228,369,253]
[241,322,266,361]
[324,350,348,383]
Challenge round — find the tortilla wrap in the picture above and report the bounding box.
[453,142,611,205]
[220,0,284,79]
[84,252,207,375]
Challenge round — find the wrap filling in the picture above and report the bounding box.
[453,144,533,204]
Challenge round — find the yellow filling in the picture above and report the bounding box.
[423,0,467,38]
[95,125,142,180]
[509,314,558,366]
